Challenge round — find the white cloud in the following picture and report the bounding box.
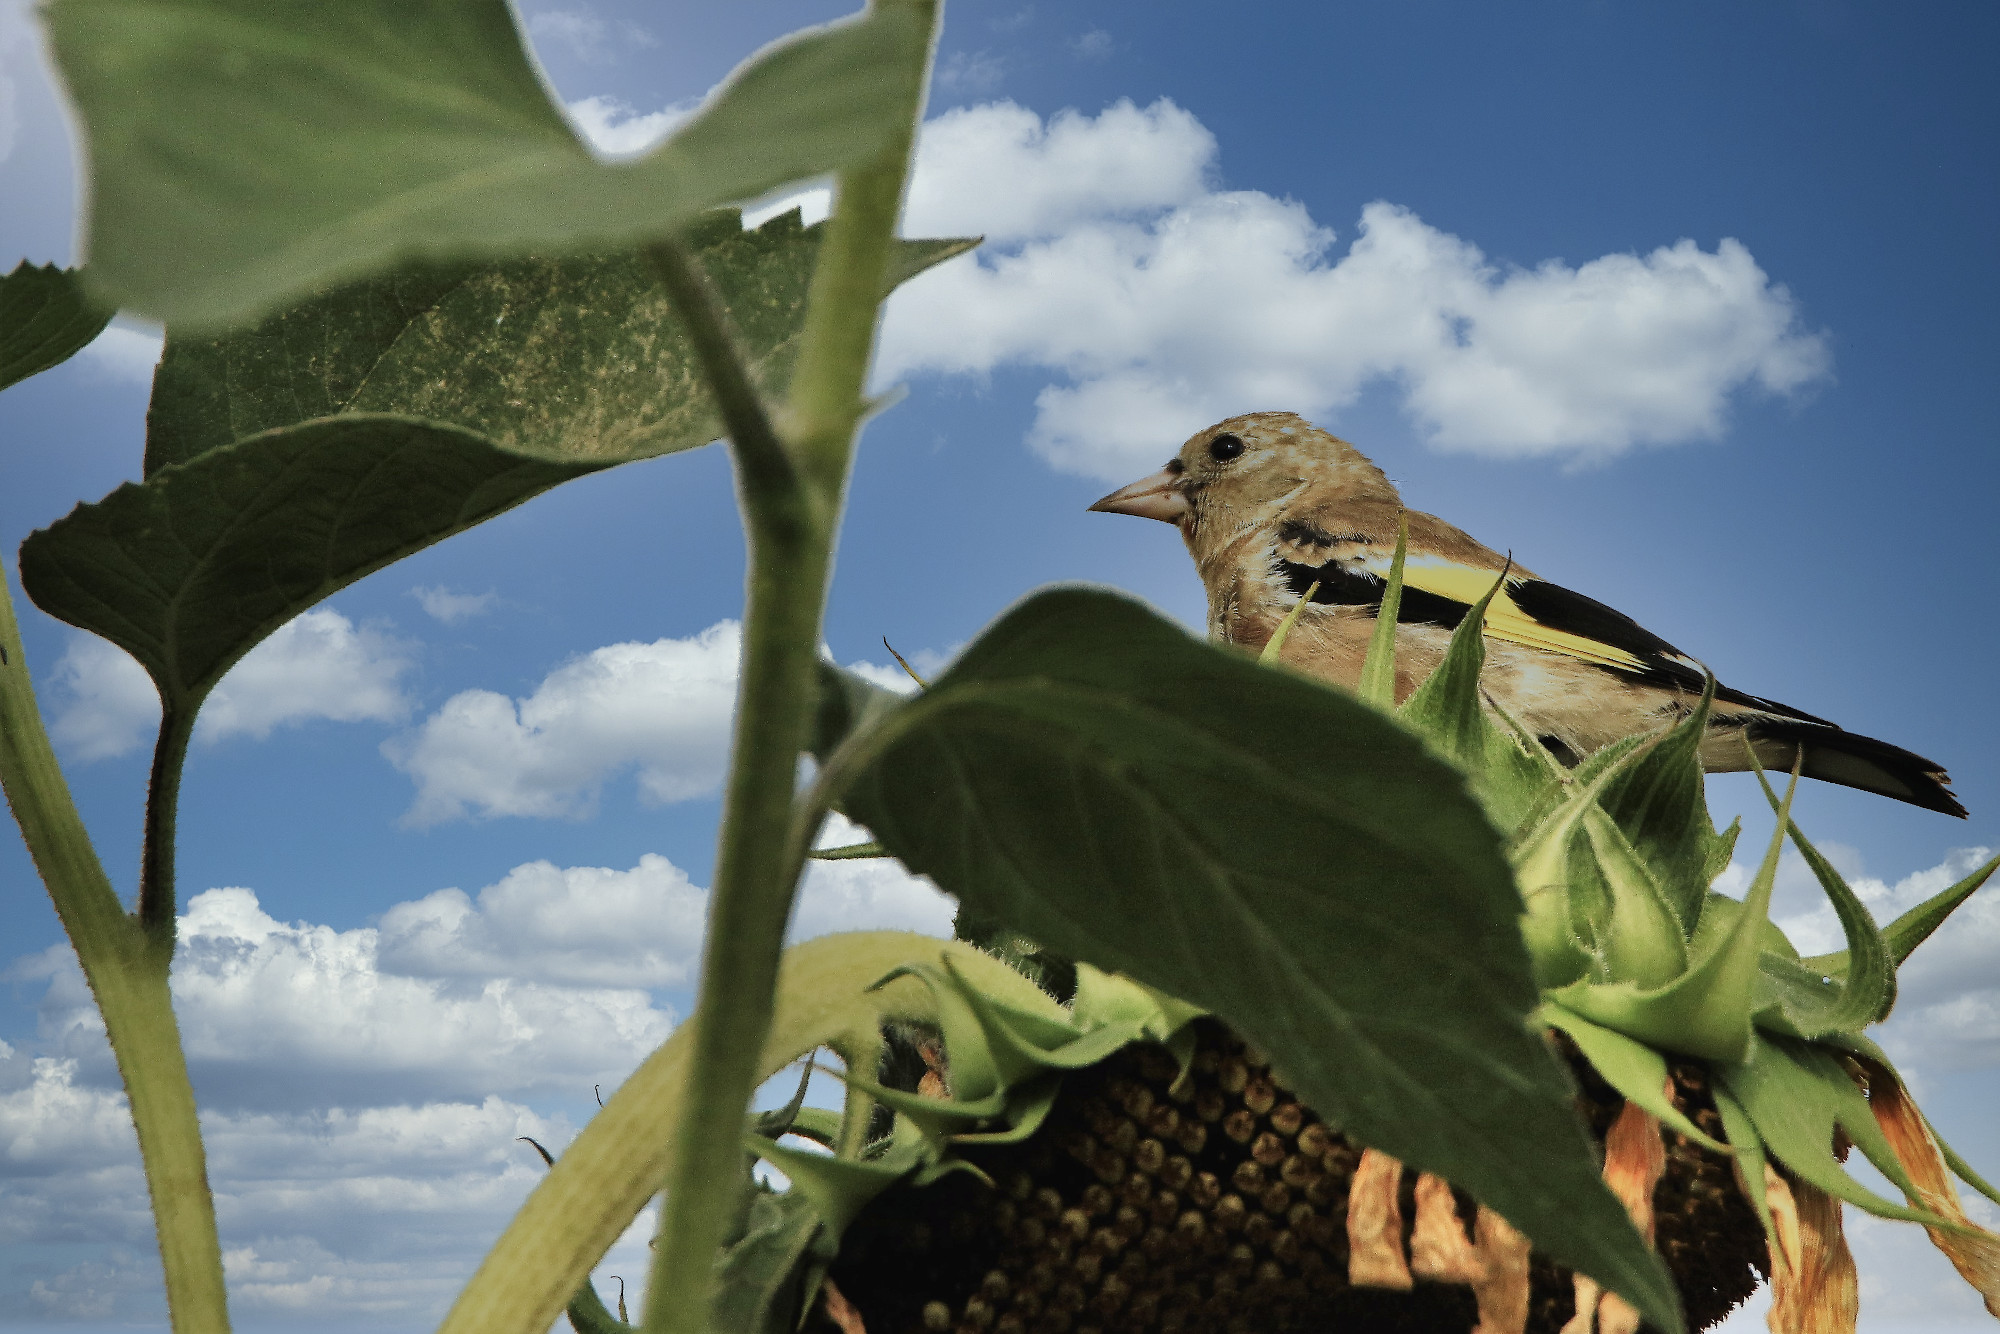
[0,826,946,1319]
[45,634,158,761]
[879,100,1830,479]
[1070,29,1115,61]
[161,888,673,1106]
[411,584,498,625]
[526,7,654,66]
[383,625,961,828]
[564,94,694,158]
[0,1044,590,1322]
[935,48,1008,96]
[76,321,164,384]
[385,621,742,825]
[378,855,708,989]
[0,0,36,165]
[903,98,1214,245]
[794,815,957,941]
[374,820,955,980]
[47,610,411,761]
[198,610,413,742]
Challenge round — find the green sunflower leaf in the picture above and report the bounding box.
[564,1279,634,1334]
[1716,1033,1963,1230]
[1745,751,1894,1030]
[1397,566,1552,829]
[20,218,968,726]
[1538,1004,1727,1152]
[711,1186,828,1334]
[1548,766,1797,1062]
[1711,1085,1773,1241]
[1804,851,1999,981]
[47,0,930,327]
[0,262,115,394]
[1355,512,1407,708]
[1594,677,1728,932]
[816,586,1683,1334]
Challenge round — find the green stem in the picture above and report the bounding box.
[139,708,193,938]
[640,6,938,1328]
[0,573,228,1332]
[642,238,798,506]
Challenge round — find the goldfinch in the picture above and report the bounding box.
[1090,411,1964,817]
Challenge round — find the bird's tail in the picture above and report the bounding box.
[1739,719,1966,817]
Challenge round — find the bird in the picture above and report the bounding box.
[1089,410,1964,817]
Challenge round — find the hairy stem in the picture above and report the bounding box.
[642,238,797,506]
[640,5,939,1329]
[0,574,227,1332]
[139,708,192,938]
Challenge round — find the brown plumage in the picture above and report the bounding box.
[1090,411,1964,817]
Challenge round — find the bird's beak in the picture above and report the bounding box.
[1088,467,1190,524]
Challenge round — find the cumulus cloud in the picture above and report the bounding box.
[46,610,411,761]
[903,98,1213,244]
[385,621,742,825]
[0,1045,593,1322]
[935,48,1008,96]
[410,584,498,625]
[198,610,413,742]
[793,814,957,941]
[526,6,654,66]
[878,99,1830,479]
[384,624,954,828]
[373,826,951,986]
[379,855,709,989]
[160,888,674,1108]
[45,634,158,761]
[1070,29,1115,61]
[564,94,694,158]
[0,831,947,1319]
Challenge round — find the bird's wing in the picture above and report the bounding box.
[1394,557,1678,676]
[1277,544,1706,685]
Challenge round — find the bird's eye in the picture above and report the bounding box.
[1208,433,1246,462]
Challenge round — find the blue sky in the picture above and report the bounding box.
[1,0,1997,1329]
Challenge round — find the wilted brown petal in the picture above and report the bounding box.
[1347,1148,1414,1289]
[1469,1206,1532,1334]
[1555,1100,1666,1334]
[1560,1274,1601,1334]
[819,1276,869,1334]
[1763,1167,1858,1334]
[1858,1059,2000,1317]
[1411,1172,1481,1284]
[1603,1099,1666,1244]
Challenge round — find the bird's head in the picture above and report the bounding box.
[1088,411,1399,560]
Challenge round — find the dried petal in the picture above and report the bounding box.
[1763,1167,1858,1334]
[820,1275,869,1334]
[1346,1148,1413,1290]
[1560,1275,1600,1334]
[1859,1060,2000,1317]
[1411,1172,1480,1284]
[1469,1205,1532,1334]
[1559,1100,1666,1334]
[1602,1099,1666,1244]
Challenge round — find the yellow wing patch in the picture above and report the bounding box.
[1368,556,1650,675]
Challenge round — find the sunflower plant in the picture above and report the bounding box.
[521,534,2000,1334]
[0,4,1993,1334]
